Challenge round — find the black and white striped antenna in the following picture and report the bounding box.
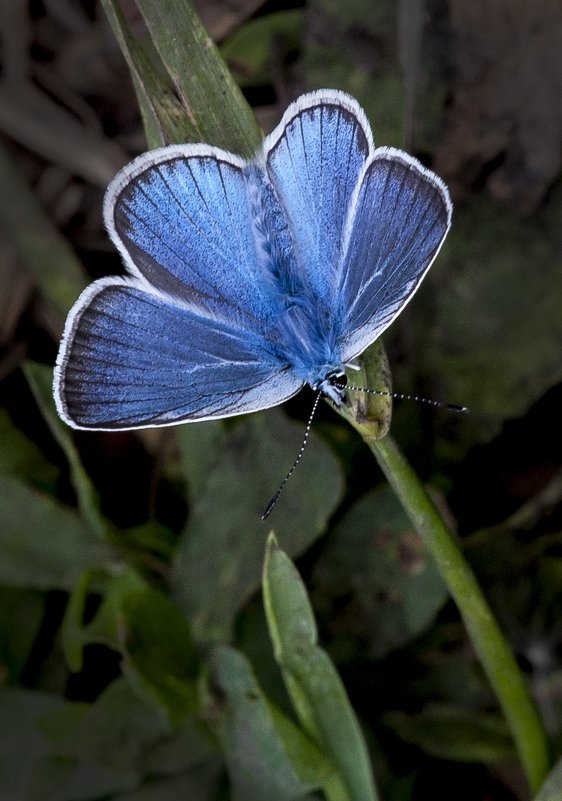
[334,382,468,413]
[262,385,467,519]
[262,391,322,520]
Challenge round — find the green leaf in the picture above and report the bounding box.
[177,419,227,504]
[534,756,562,801]
[0,472,111,591]
[417,191,562,444]
[120,587,200,725]
[0,689,66,800]
[61,570,134,672]
[140,713,219,778]
[63,569,147,673]
[221,10,304,88]
[208,645,326,800]
[172,408,343,645]
[36,700,91,752]
[0,690,132,801]
[100,0,182,148]
[313,485,448,659]
[37,678,221,799]
[263,536,378,801]
[0,587,45,681]
[119,520,176,560]
[65,570,199,726]
[235,599,294,714]
[0,408,58,490]
[135,0,262,154]
[385,704,516,763]
[267,703,336,790]
[40,679,166,767]
[101,0,261,154]
[23,362,106,540]
[27,754,136,801]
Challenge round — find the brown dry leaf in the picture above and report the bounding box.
[436,0,562,214]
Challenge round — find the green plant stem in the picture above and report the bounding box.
[368,433,549,794]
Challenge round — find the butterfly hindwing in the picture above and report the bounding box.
[338,148,452,361]
[54,280,302,430]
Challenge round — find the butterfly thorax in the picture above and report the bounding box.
[246,165,345,395]
[273,293,344,397]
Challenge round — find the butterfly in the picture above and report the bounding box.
[53,90,451,432]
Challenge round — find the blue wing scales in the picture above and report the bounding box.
[54,281,302,430]
[105,148,276,328]
[55,91,453,432]
[263,90,373,307]
[337,148,452,361]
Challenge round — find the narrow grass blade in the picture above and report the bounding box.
[263,534,379,801]
[101,0,261,153]
[23,361,106,540]
[339,427,550,795]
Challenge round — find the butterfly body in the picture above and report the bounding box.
[54,90,451,430]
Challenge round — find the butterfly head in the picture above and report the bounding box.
[315,371,347,406]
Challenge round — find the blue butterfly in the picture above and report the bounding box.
[53,90,451,431]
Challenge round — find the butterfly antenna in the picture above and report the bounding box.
[335,383,468,413]
[262,391,323,520]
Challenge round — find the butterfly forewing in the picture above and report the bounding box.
[106,148,276,328]
[263,90,373,307]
